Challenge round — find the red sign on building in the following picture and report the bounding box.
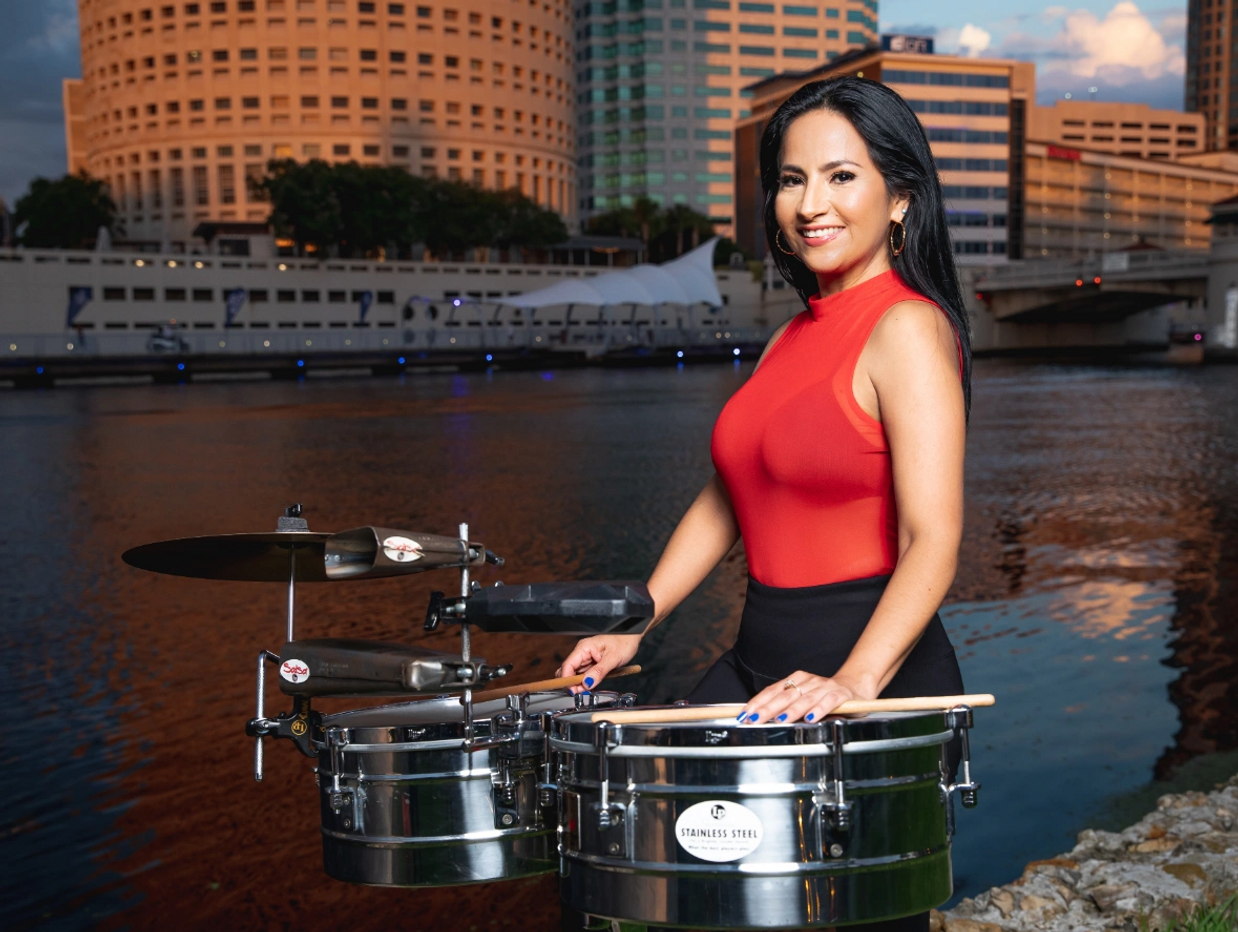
[1046,144,1083,161]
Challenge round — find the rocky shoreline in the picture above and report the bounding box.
[934,776,1238,931]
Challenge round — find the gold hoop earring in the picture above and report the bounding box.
[775,229,797,257]
[889,219,907,258]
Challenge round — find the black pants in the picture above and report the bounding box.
[683,574,965,932]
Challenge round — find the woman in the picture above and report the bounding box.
[557,77,969,931]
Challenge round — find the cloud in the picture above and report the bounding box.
[937,23,994,58]
[1053,1,1184,80]
[992,1,1187,107]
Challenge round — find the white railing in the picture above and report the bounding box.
[1,324,771,362]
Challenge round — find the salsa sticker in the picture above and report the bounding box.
[382,536,423,563]
[674,800,763,862]
[280,658,310,683]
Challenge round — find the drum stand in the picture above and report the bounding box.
[246,514,507,780]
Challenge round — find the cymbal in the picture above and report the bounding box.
[122,532,332,582]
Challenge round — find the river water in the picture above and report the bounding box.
[2,359,1237,931]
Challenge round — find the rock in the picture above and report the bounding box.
[944,920,1004,932]
[929,909,945,932]
[989,889,1015,918]
[1160,862,1208,888]
[1025,857,1079,871]
[945,771,1238,932]
[1089,883,1138,912]
[1132,837,1179,854]
[1016,892,1063,916]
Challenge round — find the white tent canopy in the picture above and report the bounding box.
[501,238,722,309]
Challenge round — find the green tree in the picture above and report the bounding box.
[255,158,343,255]
[490,188,569,250]
[333,163,427,257]
[255,162,568,256]
[13,172,120,249]
[586,200,719,262]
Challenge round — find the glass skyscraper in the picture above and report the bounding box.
[575,0,878,233]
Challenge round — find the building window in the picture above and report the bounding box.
[331,96,349,107]
[301,95,319,107]
[218,164,236,204]
[333,143,351,155]
[391,50,406,62]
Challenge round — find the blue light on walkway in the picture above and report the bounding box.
[732,348,741,356]
[398,356,406,364]
[36,366,44,374]
[485,354,493,362]
[296,359,305,367]
[177,362,185,371]
[676,350,684,358]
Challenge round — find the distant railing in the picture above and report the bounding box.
[975,250,1209,290]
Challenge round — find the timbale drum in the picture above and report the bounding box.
[316,690,626,887]
[552,707,969,929]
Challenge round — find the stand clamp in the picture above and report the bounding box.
[246,649,319,781]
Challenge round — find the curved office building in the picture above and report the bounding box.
[65,0,578,249]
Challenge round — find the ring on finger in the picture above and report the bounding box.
[783,679,804,698]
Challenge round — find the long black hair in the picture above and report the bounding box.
[760,76,972,417]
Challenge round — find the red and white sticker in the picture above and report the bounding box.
[280,658,310,684]
[381,535,423,563]
[674,800,764,862]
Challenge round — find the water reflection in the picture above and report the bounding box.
[1,359,1236,928]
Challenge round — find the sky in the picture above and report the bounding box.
[0,0,1191,208]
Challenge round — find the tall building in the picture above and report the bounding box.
[1184,0,1229,151]
[575,0,878,232]
[1030,100,1205,161]
[65,0,577,251]
[733,45,1034,262]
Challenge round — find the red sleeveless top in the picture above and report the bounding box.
[711,270,934,588]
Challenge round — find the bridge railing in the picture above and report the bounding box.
[974,250,1208,290]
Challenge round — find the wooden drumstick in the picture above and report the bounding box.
[467,665,642,703]
[589,693,995,724]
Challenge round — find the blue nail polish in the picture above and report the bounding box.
[776,713,788,722]
[584,677,594,687]
[747,713,759,723]
[736,711,747,721]
[805,712,815,722]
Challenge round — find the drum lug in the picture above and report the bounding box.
[618,693,637,708]
[589,800,629,858]
[593,722,627,835]
[819,718,853,833]
[945,706,981,810]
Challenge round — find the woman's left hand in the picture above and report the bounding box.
[737,671,867,724]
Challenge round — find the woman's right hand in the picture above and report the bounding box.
[556,634,643,692]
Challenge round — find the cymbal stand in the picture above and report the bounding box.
[459,521,474,746]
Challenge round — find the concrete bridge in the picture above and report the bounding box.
[972,250,1207,324]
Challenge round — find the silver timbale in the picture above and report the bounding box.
[552,708,963,929]
[315,690,620,887]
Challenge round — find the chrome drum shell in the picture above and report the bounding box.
[316,691,617,887]
[552,708,956,929]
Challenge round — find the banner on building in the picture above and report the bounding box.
[358,290,374,324]
[66,286,93,328]
[225,288,247,327]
